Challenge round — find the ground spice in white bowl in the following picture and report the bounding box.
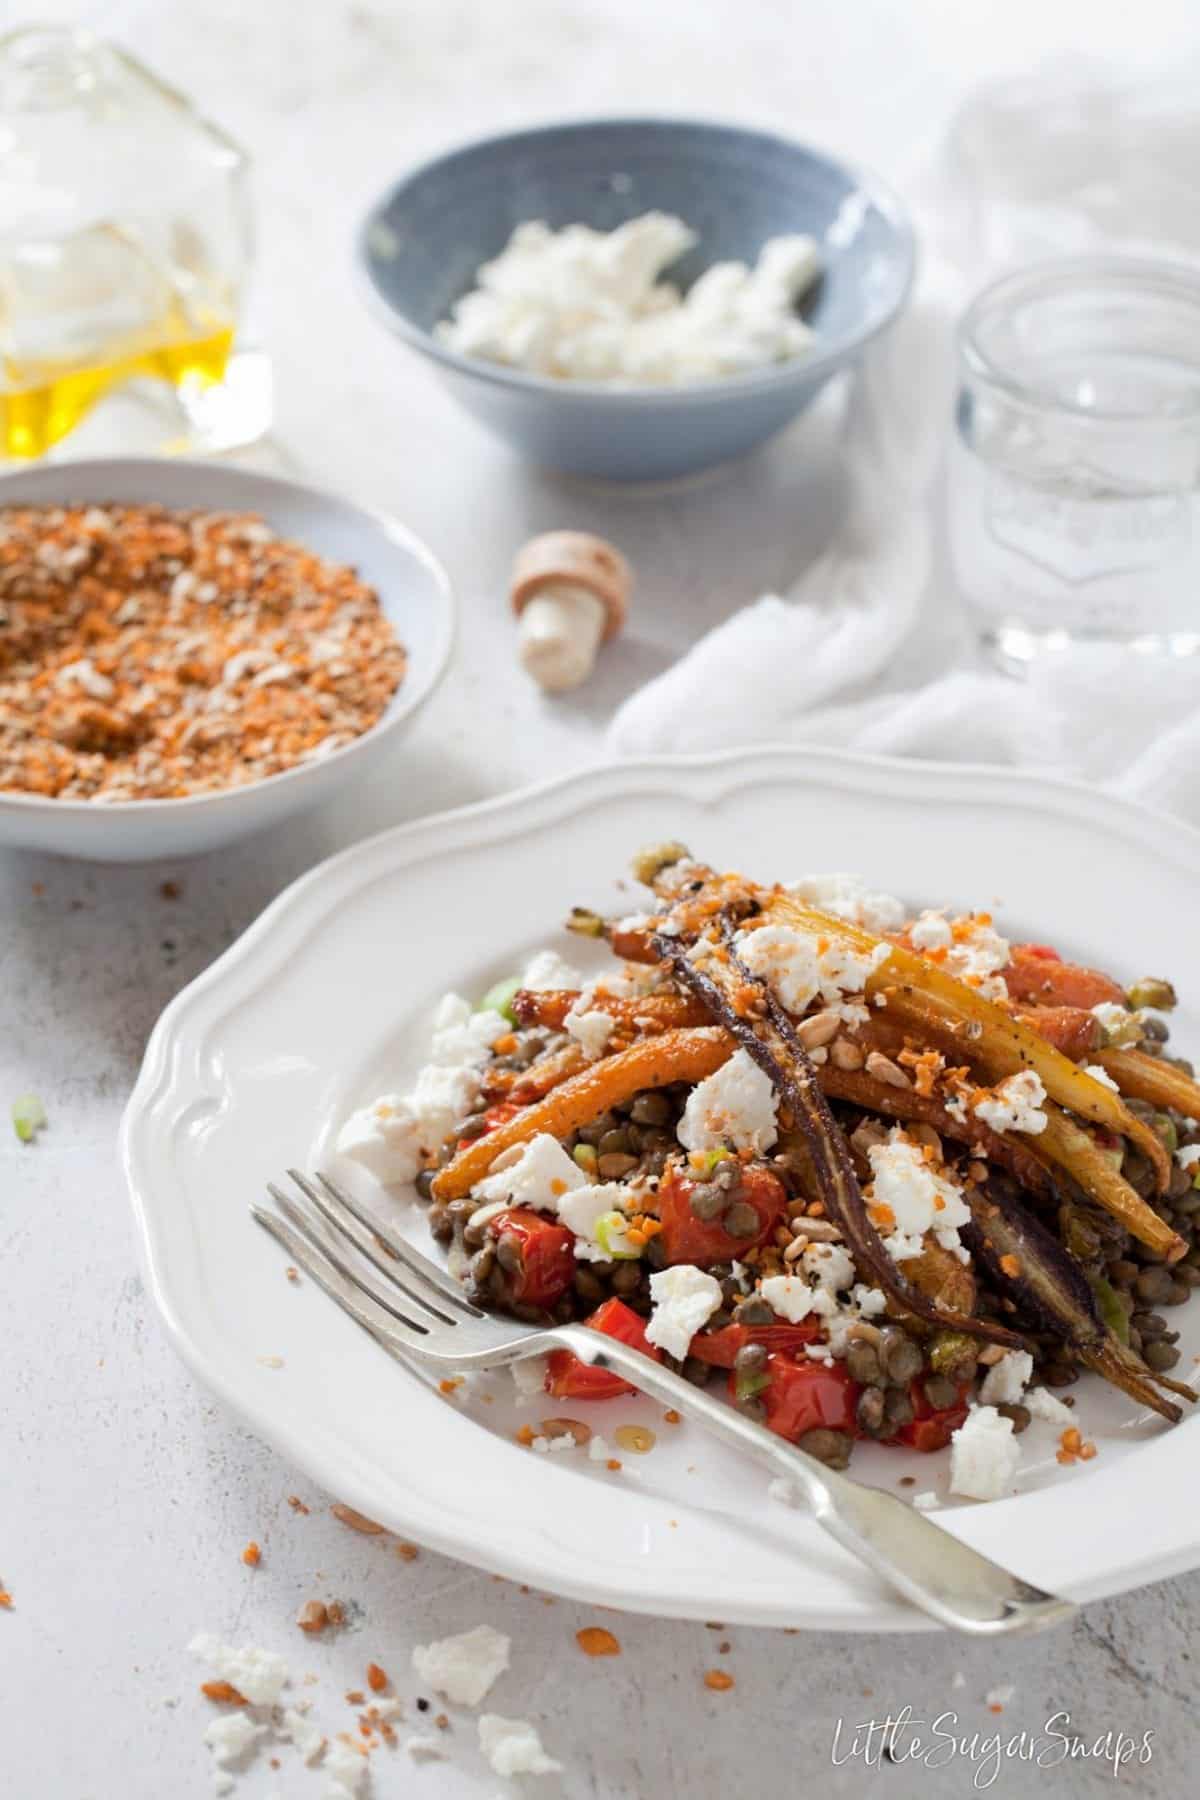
[0,503,407,801]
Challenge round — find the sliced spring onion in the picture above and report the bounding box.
[595,1212,640,1259]
[12,1092,46,1143]
[572,1143,599,1173]
[477,976,521,1025]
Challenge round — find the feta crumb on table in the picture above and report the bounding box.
[411,1624,511,1707]
[188,1634,289,1707]
[949,1406,1021,1501]
[204,1711,266,1767]
[324,1736,369,1797]
[403,1735,446,1761]
[478,1713,562,1777]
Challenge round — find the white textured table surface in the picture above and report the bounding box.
[8,2,1200,1795]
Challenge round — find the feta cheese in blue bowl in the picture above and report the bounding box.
[357,118,915,483]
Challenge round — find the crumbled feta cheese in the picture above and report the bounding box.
[557,1180,635,1259]
[510,1356,550,1399]
[324,1737,369,1797]
[802,1240,856,1294]
[979,1349,1034,1407]
[1178,1144,1200,1171]
[403,1737,445,1762]
[912,1491,939,1511]
[759,1274,819,1323]
[281,1708,326,1765]
[334,1093,423,1185]
[1092,1001,1138,1045]
[204,1712,266,1767]
[1023,1386,1074,1426]
[411,1625,510,1707]
[645,1265,723,1359]
[944,1094,968,1125]
[588,1433,613,1463]
[429,993,509,1067]
[949,1407,1021,1501]
[529,1433,576,1454]
[734,924,821,1013]
[822,1285,888,1356]
[986,1684,1015,1707]
[437,213,819,386]
[522,948,583,991]
[478,1714,562,1777]
[735,923,891,1018]
[676,1048,778,1154]
[472,1132,585,1212]
[563,997,614,1059]
[785,873,906,934]
[940,918,1011,999]
[866,1129,971,1261]
[189,1635,289,1707]
[973,1070,1047,1137]
[1083,1063,1120,1092]
[337,988,503,1185]
[909,909,952,951]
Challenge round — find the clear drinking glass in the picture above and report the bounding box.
[949,257,1200,671]
[0,25,268,461]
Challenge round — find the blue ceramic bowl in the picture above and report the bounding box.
[357,118,914,484]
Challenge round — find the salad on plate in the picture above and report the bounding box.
[336,845,1199,1502]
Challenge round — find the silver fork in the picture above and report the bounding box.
[253,1170,1077,1636]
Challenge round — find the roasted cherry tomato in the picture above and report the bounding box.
[731,1351,860,1443]
[657,1161,787,1267]
[487,1207,575,1310]
[687,1320,821,1369]
[1006,944,1125,1010]
[458,1100,522,1149]
[545,1297,661,1400]
[889,1375,972,1454]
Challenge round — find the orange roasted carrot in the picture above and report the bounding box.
[431,1027,733,1200]
[511,987,708,1032]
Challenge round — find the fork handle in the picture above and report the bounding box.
[548,1325,1075,1636]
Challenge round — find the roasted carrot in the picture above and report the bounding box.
[511,988,707,1032]
[432,1027,732,1200]
[1094,1048,1200,1123]
[1038,1106,1185,1261]
[818,1065,1060,1201]
[768,894,1171,1193]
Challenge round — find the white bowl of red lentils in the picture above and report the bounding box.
[0,459,454,860]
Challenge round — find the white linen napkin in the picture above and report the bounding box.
[606,64,1200,821]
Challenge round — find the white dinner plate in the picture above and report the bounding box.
[121,748,1200,1630]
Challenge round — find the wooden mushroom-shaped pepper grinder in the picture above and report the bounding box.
[510,530,631,692]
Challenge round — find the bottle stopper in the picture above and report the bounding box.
[510,530,630,692]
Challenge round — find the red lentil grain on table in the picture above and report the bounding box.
[0,503,406,799]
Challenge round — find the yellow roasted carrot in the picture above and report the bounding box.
[431,1026,732,1200]
[1094,1047,1200,1123]
[1038,1105,1185,1261]
[767,893,1171,1192]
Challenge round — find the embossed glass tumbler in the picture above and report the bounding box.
[949,257,1200,671]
